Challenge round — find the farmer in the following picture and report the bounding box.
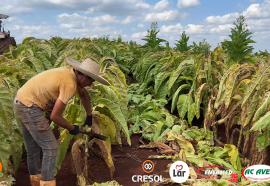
[13,57,110,186]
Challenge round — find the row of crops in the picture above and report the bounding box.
[0,15,270,185]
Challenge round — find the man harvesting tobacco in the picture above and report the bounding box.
[13,57,110,186]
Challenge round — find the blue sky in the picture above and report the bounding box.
[1,0,269,52]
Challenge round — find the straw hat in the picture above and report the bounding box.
[66,57,110,86]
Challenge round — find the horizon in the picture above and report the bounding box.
[1,0,269,52]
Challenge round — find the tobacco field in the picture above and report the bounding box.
[1,15,270,186]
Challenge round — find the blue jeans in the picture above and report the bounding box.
[13,96,59,181]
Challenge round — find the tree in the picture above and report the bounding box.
[175,31,192,53]
[221,15,256,64]
[141,22,167,52]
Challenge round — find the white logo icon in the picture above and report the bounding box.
[144,163,153,170]
[169,161,189,183]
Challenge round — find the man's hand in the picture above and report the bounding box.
[69,125,80,135]
[82,115,92,127]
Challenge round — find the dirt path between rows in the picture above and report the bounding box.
[13,133,178,186]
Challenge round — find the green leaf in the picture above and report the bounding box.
[188,103,196,125]
[256,130,270,152]
[250,111,270,132]
[95,98,131,145]
[224,144,242,171]
[0,132,11,173]
[177,94,189,119]
[195,83,208,119]
[214,64,239,109]
[167,58,194,93]
[171,84,191,113]
[224,64,249,108]
[242,65,270,108]
[253,92,270,122]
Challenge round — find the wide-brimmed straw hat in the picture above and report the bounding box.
[66,57,110,86]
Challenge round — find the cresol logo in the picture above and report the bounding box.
[242,165,270,181]
[132,160,164,183]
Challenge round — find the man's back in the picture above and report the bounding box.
[17,66,78,111]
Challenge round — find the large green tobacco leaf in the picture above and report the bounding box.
[95,98,131,145]
[177,94,189,119]
[243,89,262,127]
[23,56,45,73]
[91,180,122,186]
[154,72,171,94]
[223,144,242,171]
[153,121,164,141]
[0,83,13,128]
[0,132,11,173]
[195,83,208,119]
[188,103,196,125]
[224,64,249,108]
[242,65,270,108]
[214,64,239,109]
[167,58,194,94]
[142,122,156,141]
[171,84,191,113]
[256,130,270,152]
[250,111,270,132]
[165,132,195,154]
[156,79,168,99]
[10,131,23,172]
[253,92,270,122]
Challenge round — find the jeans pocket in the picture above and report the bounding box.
[29,108,50,131]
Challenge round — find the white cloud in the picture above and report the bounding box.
[5,17,25,25]
[84,7,95,14]
[91,35,99,39]
[154,0,169,12]
[136,3,151,9]
[160,23,183,34]
[57,13,120,27]
[131,31,147,39]
[243,0,270,19]
[93,26,110,32]
[248,19,270,30]
[210,24,233,33]
[177,0,201,9]
[2,0,150,17]
[138,24,144,28]
[60,24,75,28]
[0,4,33,15]
[69,29,89,33]
[122,16,136,24]
[185,24,205,34]
[144,10,188,22]
[204,13,239,25]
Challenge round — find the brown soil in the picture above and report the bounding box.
[13,128,179,186]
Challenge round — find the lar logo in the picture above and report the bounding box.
[142,160,154,173]
[0,162,2,175]
[242,165,270,181]
[169,161,189,183]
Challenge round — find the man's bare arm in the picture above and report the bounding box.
[78,86,92,115]
[50,98,74,131]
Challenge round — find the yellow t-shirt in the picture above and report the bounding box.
[17,66,78,111]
